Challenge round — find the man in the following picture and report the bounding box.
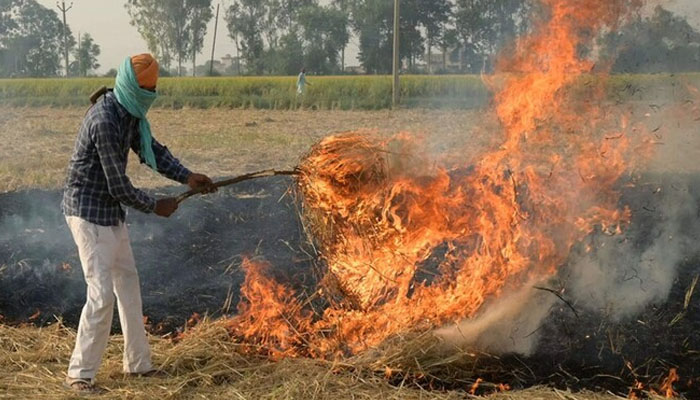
[296,67,311,96]
[61,53,215,393]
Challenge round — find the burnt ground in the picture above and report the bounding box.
[0,176,316,333]
[1,172,699,397]
[474,172,700,397]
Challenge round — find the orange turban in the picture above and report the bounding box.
[130,53,159,89]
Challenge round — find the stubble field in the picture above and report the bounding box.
[0,103,698,399]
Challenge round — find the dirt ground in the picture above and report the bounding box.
[0,107,498,193]
[1,102,697,194]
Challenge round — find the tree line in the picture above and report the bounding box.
[1,0,699,78]
[127,0,700,76]
[0,0,100,77]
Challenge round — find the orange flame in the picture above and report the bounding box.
[629,380,644,399]
[226,258,313,359]
[226,0,651,359]
[659,368,679,398]
[470,378,483,395]
[28,309,40,321]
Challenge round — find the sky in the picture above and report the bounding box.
[38,0,700,75]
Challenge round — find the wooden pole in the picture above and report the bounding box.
[392,0,400,108]
[56,1,73,77]
[209,2,220,76]
[77,31,81,77]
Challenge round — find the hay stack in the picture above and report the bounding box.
[296,132,390,248]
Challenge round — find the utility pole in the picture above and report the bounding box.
[392,0,400,108]
[77,31,81,77]
[209,2,220,76]
[57,1,73,78]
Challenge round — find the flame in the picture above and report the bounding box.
[28,309,40,321]
[186,312,201,328]
[226,0,651,359]
[226,258,313,359]
[470,378,483,395]
[629,380,644,399]
[659,368,679,398]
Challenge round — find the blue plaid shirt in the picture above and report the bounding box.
[61,91,191,226]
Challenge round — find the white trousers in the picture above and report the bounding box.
[65,216,152,380]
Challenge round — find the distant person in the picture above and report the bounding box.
[297,67,311,96]
[61,53,215,394]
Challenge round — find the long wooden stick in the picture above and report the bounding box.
[176,168,300,204]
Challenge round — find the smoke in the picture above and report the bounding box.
[435,282,557,355]
[566,179,699,320]
[434,161,700,357]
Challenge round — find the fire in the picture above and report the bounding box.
[470,378,483,395]
[659,368,679,398]
[225,0,651,360]
[628,381,644,399]
[226,258,313,359]
[628,369,680,399]
[28,309,40,321]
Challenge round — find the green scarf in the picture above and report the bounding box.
[114,57,158,170]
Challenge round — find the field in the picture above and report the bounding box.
[0,75,489,110]
[1,320,645,400]
[1,74,698,110]
[1,89,699,399]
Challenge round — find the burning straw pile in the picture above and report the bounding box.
[208,0,696,396]
[224,0,651,360]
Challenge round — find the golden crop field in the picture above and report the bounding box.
[0,75,487,109]
[1,73,696,110]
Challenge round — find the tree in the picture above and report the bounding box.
[125,0,172,70]
[225,0,266,75]
[125,0,213,76]
[331,0,353,71]
[298,4,348,74]
[602,6,700,73]
[275,30,304,75]
[189,0,213,76]
[0,0,74,77]
[351,0,440,74]
[417,0,452,74]
[351,0,394,74]
[0,0,17,37]
[71,32,100,77]
[276,0,316,32]
[454,0,528,72]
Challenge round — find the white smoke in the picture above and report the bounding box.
[435,281,556,355]
[434,175,699,356]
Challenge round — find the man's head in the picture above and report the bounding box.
[130,53,159,91]
[301,68,306,73]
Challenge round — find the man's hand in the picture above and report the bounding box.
[154,198,178,217]
[187,173,217,194]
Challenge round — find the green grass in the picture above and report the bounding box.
[0,75,488,110]
[0,73,698,110]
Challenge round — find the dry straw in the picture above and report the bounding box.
[0,319,656,399]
